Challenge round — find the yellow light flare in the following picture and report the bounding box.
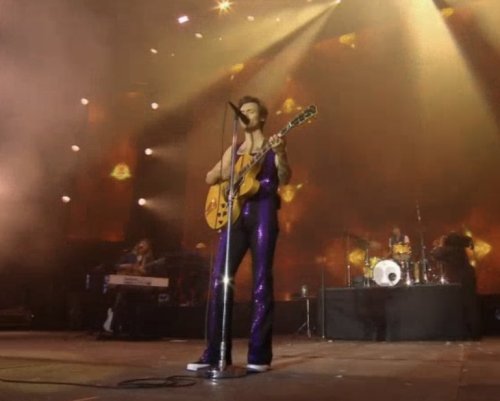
[281,98,297,114]
[215,0,233,14]
[279,183,303,203]
[230,63,245,74]
[474,239,492,260]
[110,163,132,181]
[348,248,366,267]
[440,7,454,18]
[463,228,492,264]
[339,32,357,48]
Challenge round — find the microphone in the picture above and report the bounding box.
[228,101,250,125]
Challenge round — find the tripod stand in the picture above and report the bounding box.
[295,293,312,338]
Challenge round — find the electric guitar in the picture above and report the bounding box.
[204,105,318,230]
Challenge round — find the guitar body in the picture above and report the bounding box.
[205,155,262,230]
[205,181,241,230]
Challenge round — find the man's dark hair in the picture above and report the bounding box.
[238,95,268,128]
[444,232,474,250]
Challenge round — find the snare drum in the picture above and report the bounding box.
[373,259,401,286]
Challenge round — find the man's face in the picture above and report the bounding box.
[137,241,149,254]
[392,228,401,237]
[240,102,262,131]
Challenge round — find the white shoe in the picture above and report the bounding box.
[186,361,211,371]
[246,364,270,373]
[102,308,113,333]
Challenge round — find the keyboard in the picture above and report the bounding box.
[106,274,169,288]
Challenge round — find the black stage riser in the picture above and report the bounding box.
[319,284,476,341]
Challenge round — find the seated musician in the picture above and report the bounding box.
[103,238,155,336]
[388,226,411,260]
[116,238,154,276]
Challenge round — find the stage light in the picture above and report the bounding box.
[281,97,297,114]
[348,248,365,266]
[151,102,159,110]
[279,183,303,203]
[80,98,89,105]
[144,148,153,156]
[247,16,255,22]
[339,32,357,48]
[195,33,203,39]
[110,163,132,181]
[61,195,71,203]
[178,15,189,24]
[71,145,80,152]
[150,48,158,54]
[230,63,245,74]
[138,198,147,206]
[215,0,232,14]
[474,239,492,260]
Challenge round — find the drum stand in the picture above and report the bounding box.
[363,246,371,287]
[401,260,413,286]
[415,200,429,284]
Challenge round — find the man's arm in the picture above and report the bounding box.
[206,146,233,185]
[269,135,292,185]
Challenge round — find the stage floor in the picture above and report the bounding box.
[1,332,500,401]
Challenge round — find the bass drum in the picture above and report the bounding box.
[373,259,401,287]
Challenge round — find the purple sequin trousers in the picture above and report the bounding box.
[202,150,280,365]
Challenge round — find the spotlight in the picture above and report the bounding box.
[144,148,153,156]
[178,15,189,24]
[216,0,232,14]
[61,195,71,203]
[150,48,158,54]
[195,33,203,39]
[80,98,89,105]
[138,198,147,206]
[151,102,159,110]
[247,16,255,22]
[71,145,80,152]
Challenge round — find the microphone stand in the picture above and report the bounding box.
[198,105,246,379]
[416,201,428,284]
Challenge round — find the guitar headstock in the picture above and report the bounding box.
[288,104,318,129]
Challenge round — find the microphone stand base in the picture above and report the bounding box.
[197,365,247,380]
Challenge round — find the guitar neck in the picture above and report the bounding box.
[234,126,289,182]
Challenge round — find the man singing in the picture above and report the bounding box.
[187,96,291,373]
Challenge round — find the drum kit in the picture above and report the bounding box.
[359,242,443,287]
[371,243,413,287]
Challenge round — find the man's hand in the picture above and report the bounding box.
[269,134,286,155]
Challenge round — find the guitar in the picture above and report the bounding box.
[205,105,318,230]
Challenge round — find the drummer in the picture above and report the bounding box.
[388,226,411,260]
